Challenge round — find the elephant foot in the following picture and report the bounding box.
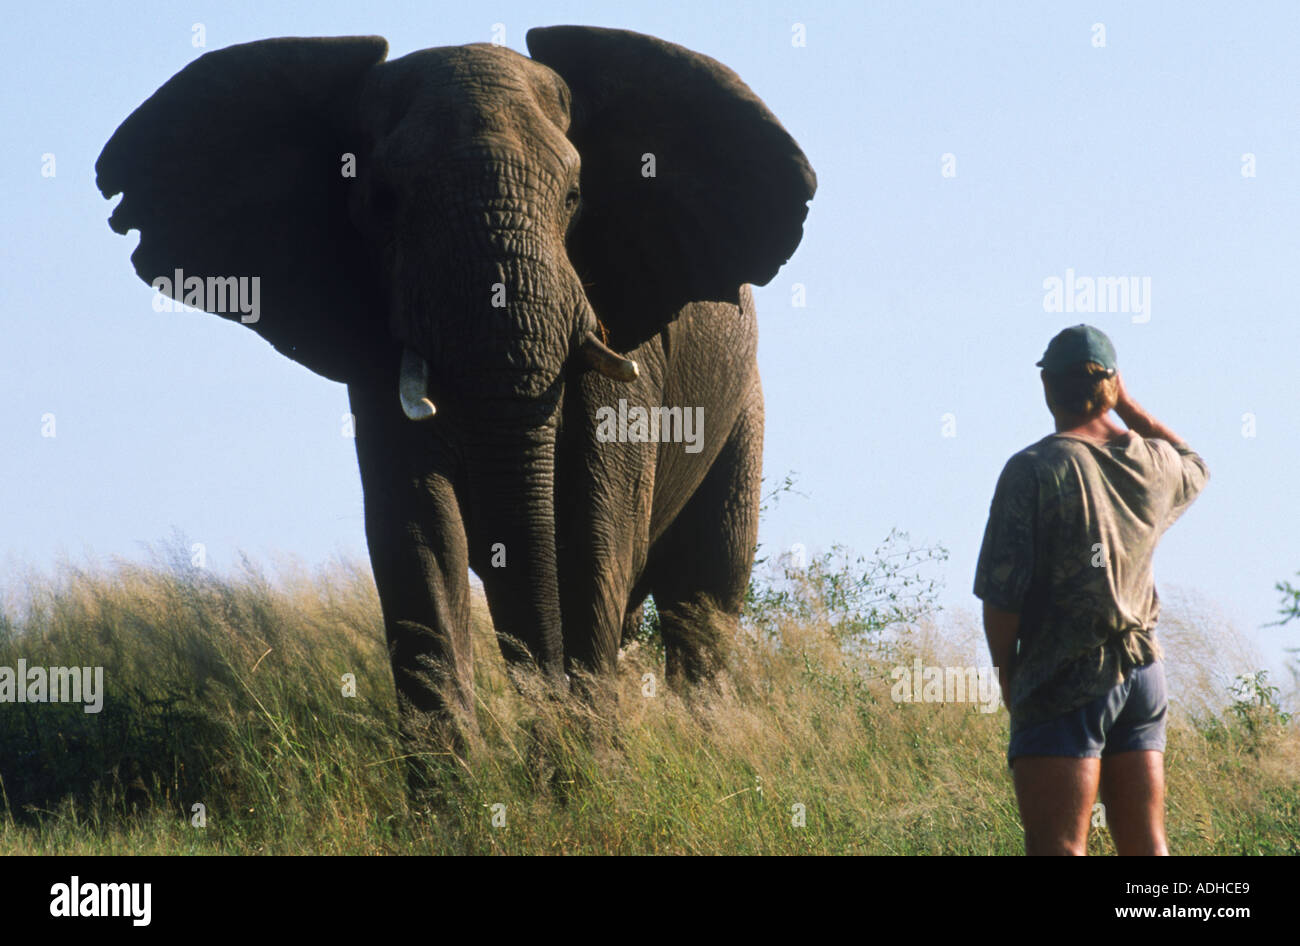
[394,692,479,808]
[661,600,732,689]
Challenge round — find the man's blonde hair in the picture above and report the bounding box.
[1043,362,1119,418]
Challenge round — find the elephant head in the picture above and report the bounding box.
[97,27,815,690]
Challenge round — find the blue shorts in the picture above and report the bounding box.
[1007,660,1167,766]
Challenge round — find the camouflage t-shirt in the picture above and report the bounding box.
[973,431,1209,731]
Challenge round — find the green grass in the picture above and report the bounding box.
[0,543,1295,855]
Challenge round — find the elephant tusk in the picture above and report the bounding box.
[580,332,639,382]
[398,347,437,420]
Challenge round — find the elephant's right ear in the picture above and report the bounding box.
[527,26,816,351]
[96,36,389,383]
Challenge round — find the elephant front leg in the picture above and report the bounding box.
[366,475,475,741]
[349,384,475,767]
[648,383,764,687]
[556,386,656,686]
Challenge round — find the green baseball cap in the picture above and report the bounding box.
[1036,324,1117,375]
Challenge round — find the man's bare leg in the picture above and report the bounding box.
[1012,756,1100,855]
[1100,750,1169,855]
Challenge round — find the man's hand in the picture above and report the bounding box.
[1113,371,1132,414]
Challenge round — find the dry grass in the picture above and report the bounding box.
[0,544,1295,855]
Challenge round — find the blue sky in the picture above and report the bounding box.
[2,1,1296,676]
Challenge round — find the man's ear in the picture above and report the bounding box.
[527,26,816,350]
[97,36,390,383]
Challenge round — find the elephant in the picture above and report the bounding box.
[96,26,816,750]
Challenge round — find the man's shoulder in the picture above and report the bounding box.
[987,437,1066,500]
[1000,435,1121,498]
[1007,435,1086,470]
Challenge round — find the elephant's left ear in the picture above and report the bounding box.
[527,26,816,347]
[96,36,389,383]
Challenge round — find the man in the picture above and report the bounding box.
[974,324,1209,855]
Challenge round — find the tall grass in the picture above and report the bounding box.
[0,538,1295,855]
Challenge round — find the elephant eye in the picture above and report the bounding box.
[564,187,580,211]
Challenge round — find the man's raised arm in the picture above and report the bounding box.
[1113,372,1186,445]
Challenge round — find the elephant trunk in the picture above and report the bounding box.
[464,423,566,682]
